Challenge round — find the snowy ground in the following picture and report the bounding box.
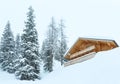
[0,47,120,84]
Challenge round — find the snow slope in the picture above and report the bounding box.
[42,48,120,84]
[0,47,120,84]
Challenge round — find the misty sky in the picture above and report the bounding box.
[0,0,120,46]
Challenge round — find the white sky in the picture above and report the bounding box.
[0,0,120,46]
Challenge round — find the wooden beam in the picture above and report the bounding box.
[70,45,95,59]
[64,52,96,67]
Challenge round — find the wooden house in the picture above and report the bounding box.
[64,37,119,67]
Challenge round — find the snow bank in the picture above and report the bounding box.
[41,47,120,84]
[0,47,120,84]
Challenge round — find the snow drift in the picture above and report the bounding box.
[0,47,120,84]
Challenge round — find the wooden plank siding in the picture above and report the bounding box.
[64,52,96,67]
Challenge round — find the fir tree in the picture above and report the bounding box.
[54,19,68,65]
[43,17,58,72]
[15,34,21,58]
[59,20,68,65]
[42,39,53,72]
[15,6,40,80]
[13,34,22,72]
[40,40,46,60]
[0,21,15,73]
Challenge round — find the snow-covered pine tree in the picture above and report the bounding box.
[0,21,15,73]
[42,39,52,72]
[15,34,21,58]
[54,19,68,65]
[13,34,22,72]
[43,17,58,72]
[59,20,68,65]
[40,40,46,60]
[15,6,40,80]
